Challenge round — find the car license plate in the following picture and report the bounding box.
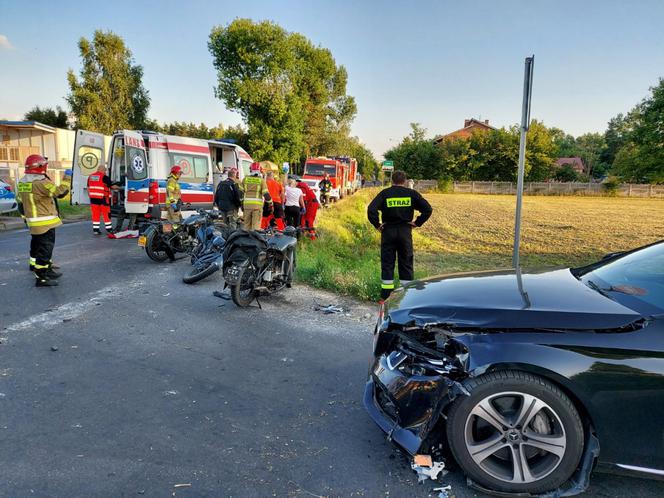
[137,235,147,247]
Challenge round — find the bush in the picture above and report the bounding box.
[601,176,621,196]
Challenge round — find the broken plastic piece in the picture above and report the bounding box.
[434,485,452,498]
[411,459,445,482]
[413,454,433,467]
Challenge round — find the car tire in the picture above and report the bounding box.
[446,371,584,495]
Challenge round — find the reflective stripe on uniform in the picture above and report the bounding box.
[381,280,395,290]
[400,280,412,286]
[26,215,61,227]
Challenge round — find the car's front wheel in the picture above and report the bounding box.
[446,371,584,495]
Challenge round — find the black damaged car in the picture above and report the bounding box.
[364,241,664,496]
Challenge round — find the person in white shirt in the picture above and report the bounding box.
[284,178,305,229]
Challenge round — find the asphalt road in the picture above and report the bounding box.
[1,222,663,497]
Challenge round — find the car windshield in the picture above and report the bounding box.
[581,242,664,312]
[304,163,336,176]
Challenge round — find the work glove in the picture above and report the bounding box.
[63,169,73,180]
[300,207,306,215]
[170,202,180,212]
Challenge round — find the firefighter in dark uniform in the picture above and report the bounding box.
[367,170,432,299]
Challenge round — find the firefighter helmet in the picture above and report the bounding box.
[250,162,261,173]
[170,165,182,176]
[25,154,49,174]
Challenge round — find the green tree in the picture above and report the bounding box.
[208,19,356,164]
[67,30,150,134]
[553,164,581,182]
[24,106,69,128]
[384,123,442,179]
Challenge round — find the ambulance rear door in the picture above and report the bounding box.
[123,130,150,214]
[71,129,106,205]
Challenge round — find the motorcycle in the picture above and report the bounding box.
[222,226,298,307]
[182,211,232,284]
[139,206,204,262]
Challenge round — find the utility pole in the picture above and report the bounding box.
[512,56,535,268]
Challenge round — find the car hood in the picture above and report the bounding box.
[386,268,642,330]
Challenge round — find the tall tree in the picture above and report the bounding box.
[67,30,150,134]
[384,123,442,179]
[208,19,356,163]
[24,106,69,128]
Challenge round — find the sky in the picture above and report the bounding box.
[1,0,664,158]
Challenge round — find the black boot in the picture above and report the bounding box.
[46,269,62,279]
[36,278,58,287]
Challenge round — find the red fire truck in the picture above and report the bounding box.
[302,157,346,202]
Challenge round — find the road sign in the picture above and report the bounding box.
[382,160,394,172]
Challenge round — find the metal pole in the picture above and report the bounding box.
[512,56,534,268]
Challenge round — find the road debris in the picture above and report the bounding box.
[433,484,452,498]
[313,300,345,314]
[410,454,446,482]
[173,483,191,488]
[50,346,58,352]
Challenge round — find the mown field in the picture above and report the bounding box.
[297,189,664,300]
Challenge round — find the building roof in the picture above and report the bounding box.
[0,120,57,133]
[434,118,496,143]
[555,157,585,173]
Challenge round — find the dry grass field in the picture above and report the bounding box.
[297,189,664,299]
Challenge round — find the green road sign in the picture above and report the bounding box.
[382,160,394,171]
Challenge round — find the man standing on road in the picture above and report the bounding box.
[17,155,71,287]
[367,170,432,300]
[242,162,271,231]
[214,168,242,229]
[296,176,319,239]
[166,165,183,223]
[87,163,117,235]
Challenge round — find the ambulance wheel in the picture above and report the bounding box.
[144,227,169,262]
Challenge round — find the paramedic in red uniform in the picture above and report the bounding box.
[296,177,319,239]
[262,171,285,230]
[87,163,117,235]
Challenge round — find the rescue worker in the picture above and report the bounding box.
[296,176,319,239]
[318,173,332,207]
[262,171,285,230]
[17,155,71,287]
[87,163,117,235]
[242,162,271,231]
[166,165,183,223]
[214,168,243,229]
[367,170,432,300]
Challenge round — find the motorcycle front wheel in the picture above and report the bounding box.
[231,265,257,307]
[144,227,170,262]
[182,260,220,284]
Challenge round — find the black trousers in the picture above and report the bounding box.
[284,205,301,228]
[380,224,414,299]
[31,229,56,269]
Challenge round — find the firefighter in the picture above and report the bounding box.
[242,162,271,231]
[367,170,432,300]
[17,154,71,287]
[87,163,117,235]
[318,173,332,207]
[166,165,183,222]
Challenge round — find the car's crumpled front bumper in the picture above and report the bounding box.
[364,353,459,455]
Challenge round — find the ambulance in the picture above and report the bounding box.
[70,129,254,219]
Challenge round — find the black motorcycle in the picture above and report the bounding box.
[140,208,205,262]
[222,226,298,307]
[182,212,231,284]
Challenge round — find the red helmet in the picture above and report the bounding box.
[25,154,48,174]
[170,165,182,176]
[250,162,261,173]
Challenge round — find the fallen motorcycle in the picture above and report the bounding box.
[139,208,204,262]
[182,212,232,284]
[221,226,298,307]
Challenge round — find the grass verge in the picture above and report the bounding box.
[297,189,664,301]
